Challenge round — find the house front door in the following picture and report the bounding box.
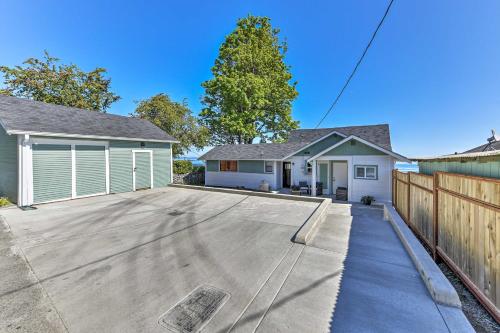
[332,161,348,195]
[283,162,291,188]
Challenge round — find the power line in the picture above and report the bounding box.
[315,0,395,128]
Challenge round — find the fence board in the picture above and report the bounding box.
[392,170,500,321]
[409,184,433,246]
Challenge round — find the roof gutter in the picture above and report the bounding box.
[5,130,180,143]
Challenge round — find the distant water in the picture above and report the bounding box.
[395,162,419,173]
[176,156,204,166]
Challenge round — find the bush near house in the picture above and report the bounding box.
[173,160,193,174]
[0,197,11,207]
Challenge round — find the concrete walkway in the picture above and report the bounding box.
[0,189,472,332]
[251,203,473,332]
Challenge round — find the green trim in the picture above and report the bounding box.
[325,140,386,156]
[294,134,343,156]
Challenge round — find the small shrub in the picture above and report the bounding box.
[0,197,11,207]
[361,195,375,205]
[173,160,193,174]
[193,165,205,172]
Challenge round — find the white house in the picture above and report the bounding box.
[199,124,409,203]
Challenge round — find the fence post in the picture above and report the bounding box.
[407,172,411,226]
[432,172,439,261]
[393,170,397,208]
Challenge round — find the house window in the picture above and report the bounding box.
[306,162,312,174]
[265,161,273,173]
[220,160,238,172]
[354,165,378,180]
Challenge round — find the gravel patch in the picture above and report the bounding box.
[438,262,499,333]
[408,227,499,332]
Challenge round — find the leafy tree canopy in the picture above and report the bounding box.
[200,15,299,145]
[0,51,120,112]
[134,93,209,157]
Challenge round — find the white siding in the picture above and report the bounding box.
[205,171,277,191]
[290,155,312,186]
[350,155,393,203]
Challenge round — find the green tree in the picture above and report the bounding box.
[0,51,120,112]
[134,93,209,157]
[200,15,299,145]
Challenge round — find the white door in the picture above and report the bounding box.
[332,161,348,193]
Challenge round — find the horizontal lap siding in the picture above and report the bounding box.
[33,144,72,203]
[150,143,171,188]
[238,160,265,173]
[110,141,171,193]
[206,160,219,172]
[419,160,500,179]
[75,145,106,196]
[0,129,17,202]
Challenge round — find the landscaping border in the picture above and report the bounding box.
[383,204,461,308]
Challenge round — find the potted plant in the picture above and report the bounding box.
[361,195,375,205]
[291,185,301,195]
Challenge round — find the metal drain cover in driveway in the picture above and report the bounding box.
[159,285,230,333]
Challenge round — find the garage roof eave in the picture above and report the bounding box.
[7,130,180,143]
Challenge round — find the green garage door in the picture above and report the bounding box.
[75,145,107,197]
[134,152,151,190]
[33,144,72,204]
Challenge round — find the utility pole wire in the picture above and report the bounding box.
[315,0,395,128]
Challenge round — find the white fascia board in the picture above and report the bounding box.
[5,130,179,143]
[307,135,410,163]
[281,130,347,160]
[31,137,109,146]
[198,158,283,161]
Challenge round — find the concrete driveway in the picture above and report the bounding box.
[0,187,471,332]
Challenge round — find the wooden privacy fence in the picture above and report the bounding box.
[392,170,500,322]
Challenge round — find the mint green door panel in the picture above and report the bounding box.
[0,128,18,202]
[76,145,106,197]
[135,152,151,190]
[318,163,328,190]
[33,144,72,203]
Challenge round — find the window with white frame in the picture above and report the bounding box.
[264,161,273,173]
[354,165,378,180]
[306,162,312,174]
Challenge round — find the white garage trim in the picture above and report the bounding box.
[18,136,110,206]
[132,150,154,191]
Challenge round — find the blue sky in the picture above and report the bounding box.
[1,0,498,157]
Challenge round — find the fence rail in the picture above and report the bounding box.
[392,170,500,322]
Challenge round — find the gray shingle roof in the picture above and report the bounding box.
[0,95,177,142]
[463,141,500,153]
[200,124,395,160]
[287,124,392,151]
[199,142,307,160]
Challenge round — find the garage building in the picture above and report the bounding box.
[0,95,177,206]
